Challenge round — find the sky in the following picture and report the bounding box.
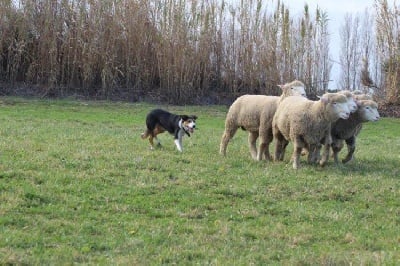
[281,0,376,88]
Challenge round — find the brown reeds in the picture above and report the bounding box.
[375,0,400,104]
[0,0,338,103]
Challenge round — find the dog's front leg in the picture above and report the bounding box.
[174,138,183,152]
[174,130,185,152]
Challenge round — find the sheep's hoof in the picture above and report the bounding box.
[333,157,339,164]
[264,154,272,161]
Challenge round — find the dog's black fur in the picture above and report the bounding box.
[141,109,197,151]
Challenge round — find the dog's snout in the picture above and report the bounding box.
[192,124,196,128]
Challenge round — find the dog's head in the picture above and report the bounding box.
[181,115,197,133]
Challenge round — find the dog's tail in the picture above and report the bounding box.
[141,129,150,139]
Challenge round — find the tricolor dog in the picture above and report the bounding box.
[141,109,197,152]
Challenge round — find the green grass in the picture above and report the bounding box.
[0,97,399,265]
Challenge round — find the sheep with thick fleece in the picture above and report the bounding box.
[219,80,306,161]
[300,90,359,160]
[339,90,358,113]
[331,99,380,163]
[272,93,351,169]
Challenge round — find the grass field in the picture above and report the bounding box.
[0,97,399,265]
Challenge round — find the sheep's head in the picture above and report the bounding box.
[278,80,306,98]
[320,93,350,120]
[357,100,380,122]
[338,90,357,113]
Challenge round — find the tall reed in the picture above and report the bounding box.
[0,0,340,103]
[375,0,400,104]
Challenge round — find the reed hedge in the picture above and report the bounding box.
[0,0,353,103]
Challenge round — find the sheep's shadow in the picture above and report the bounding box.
[325,157,399,179]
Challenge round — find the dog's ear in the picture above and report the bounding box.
[181,115,189,121]
[191,115,198,120]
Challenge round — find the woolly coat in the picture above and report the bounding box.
[330,100,379,163]
[273,94,348,146]
[224,95,279,132]
[220,80,306,160]
[272,93,349,168]
[223,80,306,132]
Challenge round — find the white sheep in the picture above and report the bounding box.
[272,93,351,169]
[331,99,380,163]
[219,80,306,161]
[338,90,358,113]
[300,90,359,160]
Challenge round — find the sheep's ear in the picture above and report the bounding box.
[277,84,283,89]
[320,96,329,105]
[356,100,363,107]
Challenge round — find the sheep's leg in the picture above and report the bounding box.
[307,144,315,163]
[332,146,340,164]
[310,144,322,164]
[273,131,287,161]
[319,131,332,167]
[248,131,259,160]
[281,140,289,161]
[277,139,288,161]
[342,137,356,164]
[258,133,273,161]
[219,126,238,156]
[292,136,305,169]
[331,140,344,164]
[292,143,303,169]
[319,143,330,167]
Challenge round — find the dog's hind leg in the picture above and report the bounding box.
[153,125,165,148]
[141,129,156,150]
[141,129,150,139]
[148,135,155,150]
[153,136,161,147]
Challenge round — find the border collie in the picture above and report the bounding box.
[141,109,197,152]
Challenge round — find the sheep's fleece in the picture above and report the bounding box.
[272,93,351,169]
[331,99,380,164]
[219,80,306,161]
